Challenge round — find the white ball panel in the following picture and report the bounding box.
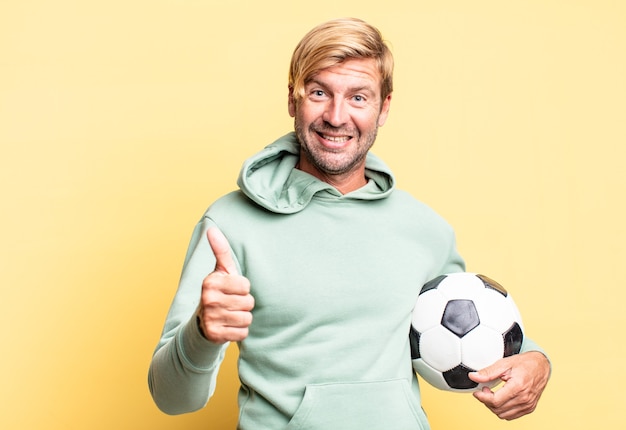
[461,326,504,370]
[420,326,462,371]
[474,289,516,332]
[412,359,451,391]
[438,273,484,300]
[507,295,525,332]
[411,290,447,332]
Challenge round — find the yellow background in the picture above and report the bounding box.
[1,1,624,428]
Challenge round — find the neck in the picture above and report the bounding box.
[296,157,368,194]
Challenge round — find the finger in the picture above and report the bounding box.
[223,310,254,329]
[207,227,238,275]
[469,358,512,384]
[473,378,530,420]
[200,308,253,343]
[473,386,495,404]
[214,290,255,312]
[202,274,252,300]
[203,306,253,327]
[473,387,510,419]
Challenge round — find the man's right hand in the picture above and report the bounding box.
[197,227,254,344]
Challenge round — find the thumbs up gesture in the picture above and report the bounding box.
[197,228,254,344]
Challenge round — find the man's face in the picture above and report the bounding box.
[289,58,391,185]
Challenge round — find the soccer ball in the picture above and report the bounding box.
[409,272,524,392]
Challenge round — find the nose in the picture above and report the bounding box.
[322,97,349,127]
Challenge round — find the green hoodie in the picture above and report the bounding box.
[149,132,540,429]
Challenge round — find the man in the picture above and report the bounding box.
[148,17,550,429]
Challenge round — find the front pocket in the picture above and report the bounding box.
[285,379,429,430]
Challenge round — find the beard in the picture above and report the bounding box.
[294,118,379,176]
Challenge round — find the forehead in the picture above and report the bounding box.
[307,58,382,93]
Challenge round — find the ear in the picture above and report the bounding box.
[288,86,296,117]
[377,93,392,127]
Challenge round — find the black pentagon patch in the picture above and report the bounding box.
[409,326,421,359]
[441,299,480,337]
[419,275,447,295]
[477,274,508,297]
[503,322,524,357]
[443,364,478,390]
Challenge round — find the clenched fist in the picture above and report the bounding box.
[196,228,254,344]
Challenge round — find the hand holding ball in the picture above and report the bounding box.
[410,273,524,392]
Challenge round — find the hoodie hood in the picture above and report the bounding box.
[237,132,396,214]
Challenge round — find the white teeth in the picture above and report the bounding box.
[323,135,349,143]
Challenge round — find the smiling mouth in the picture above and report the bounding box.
[317,132,352,143]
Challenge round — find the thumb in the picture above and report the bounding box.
[207,227,238,274]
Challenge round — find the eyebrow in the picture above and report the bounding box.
[306,79,376,96]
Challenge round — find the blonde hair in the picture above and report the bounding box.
[288,18,394,103]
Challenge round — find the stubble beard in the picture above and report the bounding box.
[294,119,379,176]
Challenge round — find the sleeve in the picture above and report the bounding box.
[437,225,466,276]
[147,217,231,415]
[520,337,548,356]
[520,336,551,370]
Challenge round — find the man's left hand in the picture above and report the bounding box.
[469,351,550,420]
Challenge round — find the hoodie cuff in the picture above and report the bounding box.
[520,337,547,357]
[520,337,552,375]
[177,314,229,372]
